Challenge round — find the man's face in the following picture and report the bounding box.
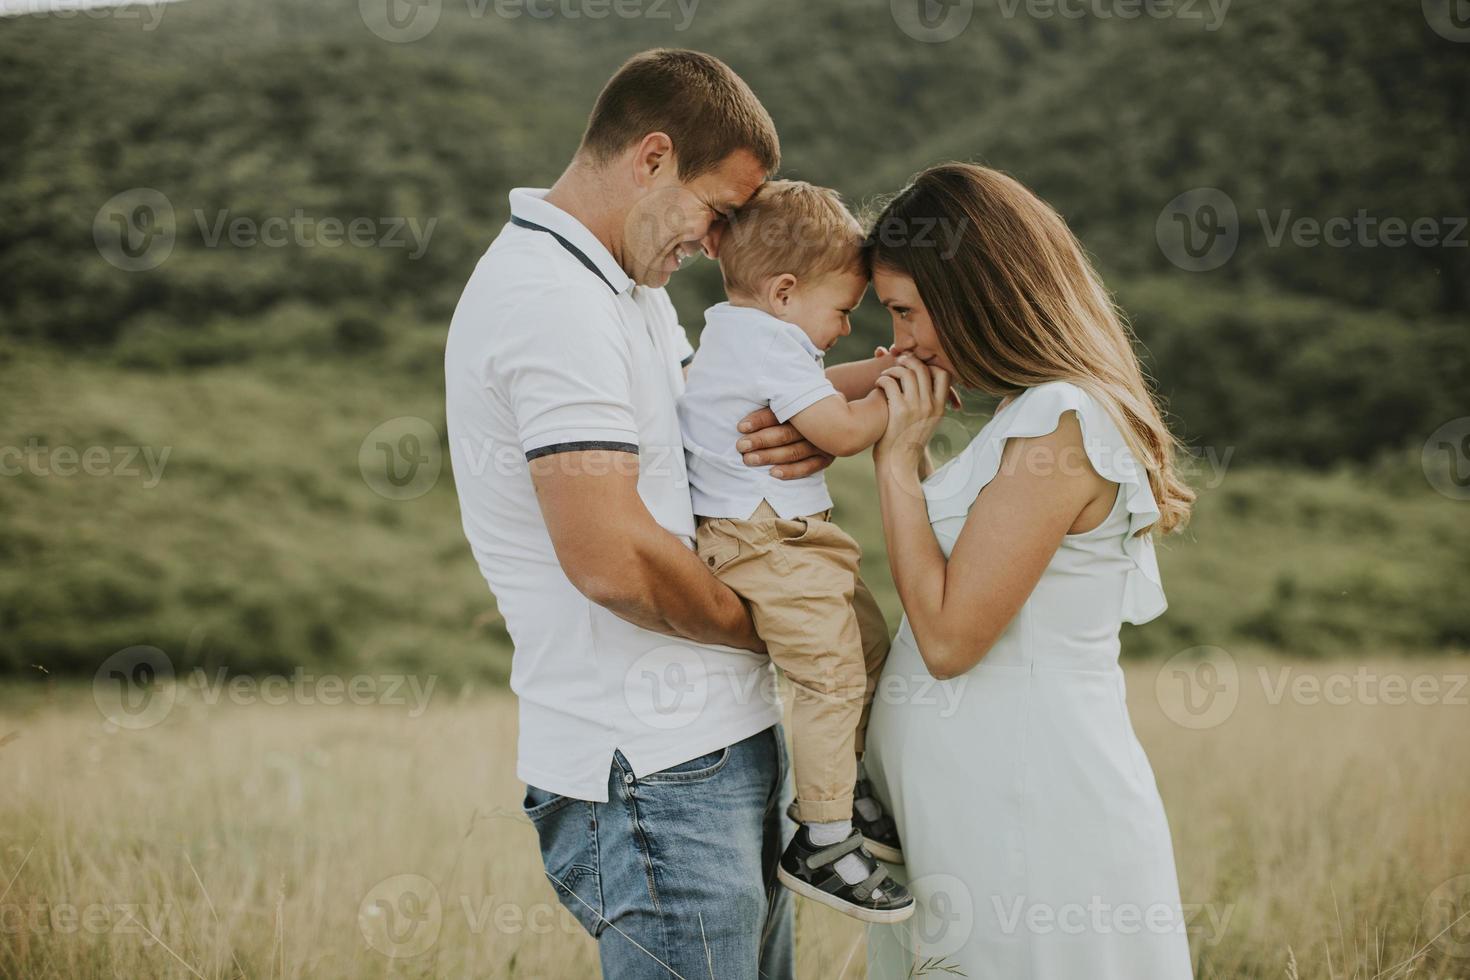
[623,149,768,288]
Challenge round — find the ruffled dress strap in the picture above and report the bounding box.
[921,381,1168,624]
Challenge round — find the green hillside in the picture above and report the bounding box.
[3,339,1465,677]
[2,0,1467,676]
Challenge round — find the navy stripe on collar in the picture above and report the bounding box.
[509,215,619,294]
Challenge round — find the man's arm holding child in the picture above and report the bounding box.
[531,450,764,653]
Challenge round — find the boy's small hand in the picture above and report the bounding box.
[735,407,835,479]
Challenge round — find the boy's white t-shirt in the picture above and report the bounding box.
[678,302,840,520]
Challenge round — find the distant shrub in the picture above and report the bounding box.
[333,314,385,353]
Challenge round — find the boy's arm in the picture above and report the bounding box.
[786,389,889,458]
[826,352,898,400]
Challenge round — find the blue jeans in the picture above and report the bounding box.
[523,725,794,980]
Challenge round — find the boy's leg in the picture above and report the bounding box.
[851,574,891,757]
[523,727,791,980]
[699,512,868,824]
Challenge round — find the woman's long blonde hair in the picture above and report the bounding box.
[865,163,1194,535]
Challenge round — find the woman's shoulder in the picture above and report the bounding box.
[1010,379,1099,414]
[991,380,1115,445]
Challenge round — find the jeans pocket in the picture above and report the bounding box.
[638,746,731,784]
[522,783,578,821]
[522,784,602,935]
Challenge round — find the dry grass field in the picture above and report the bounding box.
[2,655,1468,980]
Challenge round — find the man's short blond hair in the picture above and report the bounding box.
[719,180,865,297]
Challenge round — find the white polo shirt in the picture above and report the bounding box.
[445,188,782,802]
[678,302,840,519]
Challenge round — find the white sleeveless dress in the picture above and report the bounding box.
[865,381,1194,980]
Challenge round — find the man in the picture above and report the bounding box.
[445,48,891,979]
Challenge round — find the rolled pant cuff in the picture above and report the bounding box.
[795,794,854,824]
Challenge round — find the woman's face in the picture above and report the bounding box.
[872,266,956,375]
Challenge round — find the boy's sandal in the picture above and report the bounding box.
[775,827,915,924]
[787,791,905,866]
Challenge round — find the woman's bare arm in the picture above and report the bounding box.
[879,414,1109,678]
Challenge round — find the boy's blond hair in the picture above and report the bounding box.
[719,180,865,297]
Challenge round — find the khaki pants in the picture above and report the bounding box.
[695,500,890,823]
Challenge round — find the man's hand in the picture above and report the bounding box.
[735,407,835,480]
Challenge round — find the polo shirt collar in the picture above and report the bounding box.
[508,188,634,294]
[706,302,825,359]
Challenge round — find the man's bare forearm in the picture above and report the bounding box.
[530,450,763,653]
[599,526,763,652]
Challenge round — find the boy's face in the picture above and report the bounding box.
[782,269,868,353]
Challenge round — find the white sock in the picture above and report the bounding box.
[853,760,883,821]
[807,819,870,886]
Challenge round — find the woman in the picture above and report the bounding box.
[861,163,1196,979]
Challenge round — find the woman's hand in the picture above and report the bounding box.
[874,355,951,478]
[875,345,963,410]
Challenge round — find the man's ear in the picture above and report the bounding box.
[630,132,675,188]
